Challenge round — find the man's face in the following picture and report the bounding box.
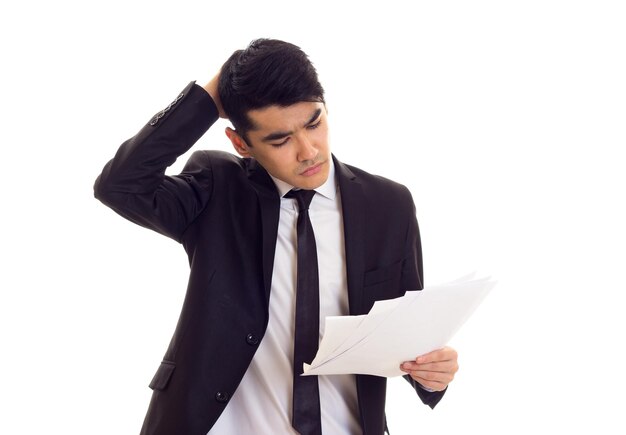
[228,101,331,190]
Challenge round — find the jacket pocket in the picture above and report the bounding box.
[362,261,404,312]
[148,360,176,391]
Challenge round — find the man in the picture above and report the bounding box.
[94,38,458,435]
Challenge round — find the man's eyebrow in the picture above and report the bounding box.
[305,108,322,126]
[261,108,322,142]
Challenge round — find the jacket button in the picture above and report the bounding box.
[246,333,259,346]
[215,391,229,403]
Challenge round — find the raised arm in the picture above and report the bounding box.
[94,75,221,242]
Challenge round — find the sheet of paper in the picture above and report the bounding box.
[303,276,495,378]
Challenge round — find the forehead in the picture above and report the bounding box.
[246,101,325,131]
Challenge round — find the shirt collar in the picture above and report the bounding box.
[269,160,337,200]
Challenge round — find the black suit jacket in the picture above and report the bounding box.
[94,81,445,435]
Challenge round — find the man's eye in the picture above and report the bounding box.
[307,120,322,130]
[271,138,289,147]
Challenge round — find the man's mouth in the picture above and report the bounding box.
[300,161,325,176]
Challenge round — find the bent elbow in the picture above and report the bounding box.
[93,169,123,208]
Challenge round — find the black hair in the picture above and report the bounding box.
[218,38,325,140]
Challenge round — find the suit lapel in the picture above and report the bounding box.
[246,159,281,305]
[334,156,366,315]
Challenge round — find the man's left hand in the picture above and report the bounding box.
[399,346,459,392]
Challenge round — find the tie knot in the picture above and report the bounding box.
[285,189,316,211]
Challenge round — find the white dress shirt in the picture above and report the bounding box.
[209,161,360,434]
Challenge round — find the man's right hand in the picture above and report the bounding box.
[203,71,227,118]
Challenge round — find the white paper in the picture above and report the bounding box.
[303,276,495,377]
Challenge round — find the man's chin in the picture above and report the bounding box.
[295,169,329,190]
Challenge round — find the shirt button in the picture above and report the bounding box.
[246,333,259,346]
[215,391,229,403]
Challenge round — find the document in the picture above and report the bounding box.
[302,275,495,378]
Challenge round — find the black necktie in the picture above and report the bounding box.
[286,189,322,435]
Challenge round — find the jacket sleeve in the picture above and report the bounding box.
[93,81,220,242]
[400,187,447,408]
[400,187,424,292]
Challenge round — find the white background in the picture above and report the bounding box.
[1,1,625,434]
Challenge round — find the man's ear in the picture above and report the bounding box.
[225,127,252,157]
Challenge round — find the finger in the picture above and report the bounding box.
[401,361,458,373]
[416,347,458,364]
[409,369,455,385]
[416,347,454,363]
[401,361,447,371]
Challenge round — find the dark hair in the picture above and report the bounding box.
[218,38,325,139]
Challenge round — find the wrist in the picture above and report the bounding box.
[202,76,225,118]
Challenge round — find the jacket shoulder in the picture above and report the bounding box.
[183,150,246,173]
[341,161,415,205]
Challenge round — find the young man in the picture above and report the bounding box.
[94,38,458,435]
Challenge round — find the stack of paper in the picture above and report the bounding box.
[303,275,495,378]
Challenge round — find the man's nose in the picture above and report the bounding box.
[297,135,317,162]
